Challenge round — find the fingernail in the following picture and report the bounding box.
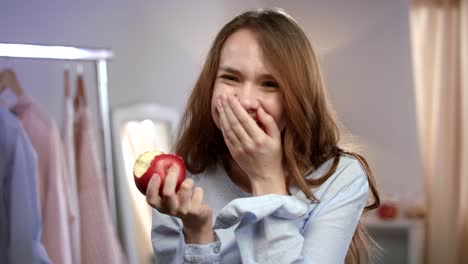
[149,174,159,186]
[170,165,179,174]
[167,166,174,173]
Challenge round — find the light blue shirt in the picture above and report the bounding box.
[151,155,369,263]
[0,106,51,264]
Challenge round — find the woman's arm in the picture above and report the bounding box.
[151,209,222,264]
[300,163,368,262]
[214,158,368,263]
[148,169,222,263]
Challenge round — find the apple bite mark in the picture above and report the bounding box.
[133,151,160,178]
[133,151,162,194]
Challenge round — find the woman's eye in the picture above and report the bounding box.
[220,75,238,82]
[262,80,279,88]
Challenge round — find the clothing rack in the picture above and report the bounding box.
[0,43,118,225]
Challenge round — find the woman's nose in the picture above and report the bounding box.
[236,83,258,111]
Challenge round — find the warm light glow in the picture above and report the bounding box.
[0,43,113,60]
[141,119,153,126]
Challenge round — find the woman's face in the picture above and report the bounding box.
[211,29,286,132]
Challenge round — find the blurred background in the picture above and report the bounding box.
[0,0,466,263]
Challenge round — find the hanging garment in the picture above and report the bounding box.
[74,100,127,264]
[11,94,74,264]
[62,94,81,264]
[0,105,51,264]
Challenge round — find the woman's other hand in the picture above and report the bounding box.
[146,165,215,244]
[217,94,287,195]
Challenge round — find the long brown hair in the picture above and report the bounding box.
[175,8,381,263]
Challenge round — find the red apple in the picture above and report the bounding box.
[133,151,186,195]
[377,202,398,220]
[151,153,186,195]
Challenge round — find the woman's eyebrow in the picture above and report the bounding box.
[259,73,276,80]
[218,66,276,79]
[218,66,241,75]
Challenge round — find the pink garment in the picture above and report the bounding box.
[12,94,73,264]
[74,101,127,264]
[62,96,81,264]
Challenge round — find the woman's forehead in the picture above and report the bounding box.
[218,29,276,76]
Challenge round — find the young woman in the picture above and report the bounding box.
[146,8,380,264]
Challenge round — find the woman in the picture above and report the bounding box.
[146,8,380,264]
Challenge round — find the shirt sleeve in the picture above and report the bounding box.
[301,162,369,263]
[213,159,369,264]
[151,209,222,264]
[8,121,51,264]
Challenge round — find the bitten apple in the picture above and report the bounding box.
[133,151,186,195]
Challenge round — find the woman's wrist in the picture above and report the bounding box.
[183,224,215,244]
[251,176,288,196]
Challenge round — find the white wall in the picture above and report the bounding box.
[0,0,423,203]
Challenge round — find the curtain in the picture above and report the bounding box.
[410,0,468,263]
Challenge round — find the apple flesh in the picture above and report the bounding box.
[133,151,162,194]
[133,151,186,195]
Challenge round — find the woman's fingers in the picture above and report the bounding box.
[162,166,180,213]
[177,179,194,215]
[217,98,241,147]
[257,106,280,138]
[146,169,211,224]
[162,165,180,195]
[190,187,204,214]
[226,95,263,140]
[146,174,162,209]
[199,203,213,219]
[223,95,253,143]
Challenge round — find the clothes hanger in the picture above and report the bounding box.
[64,63,70,98]
[73,64,87,110]
[0,68,24,97]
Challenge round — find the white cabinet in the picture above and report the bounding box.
[363,217,425,264]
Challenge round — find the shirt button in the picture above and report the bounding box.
[213,246,220,254]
